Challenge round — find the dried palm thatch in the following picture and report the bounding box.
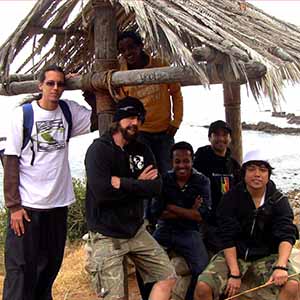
[1,0,300,107]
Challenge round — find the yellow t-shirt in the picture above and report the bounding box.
[119,55,183,133]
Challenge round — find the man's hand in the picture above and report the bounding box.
[10,208,31,236]
[160,210,177,219]
[165,124,178,137]
[138,165,158,180]
[225,277,241,297]
[266,269,288,286]
[111,176,121,189]
[192,195,203,210]
[65,73,80,79]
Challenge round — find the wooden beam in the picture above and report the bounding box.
[0,63,267,96]
[223,82,243,163]
[192,45,249,63]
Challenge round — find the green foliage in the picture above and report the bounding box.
[67,178,87,242]
[0,178,86,245]
[0,208,8,246]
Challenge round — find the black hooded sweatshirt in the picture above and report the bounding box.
[193,145,241,224]
[85,131,162,239]
[217,181,299,261]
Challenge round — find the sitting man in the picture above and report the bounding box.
[85,96,176,300]
[195,149,300,300]
[153,141,211,300]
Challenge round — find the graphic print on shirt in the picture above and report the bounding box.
[36,119,66,152]
[212,173,233,194]
[129,155,144,173]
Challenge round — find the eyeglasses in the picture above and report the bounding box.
[44,81,65,88]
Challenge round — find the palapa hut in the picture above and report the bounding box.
[1,0,300,163]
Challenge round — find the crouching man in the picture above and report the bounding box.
[194,149,299,300]
[85,96,176,300]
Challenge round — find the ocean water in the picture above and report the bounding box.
[1,84,300,205]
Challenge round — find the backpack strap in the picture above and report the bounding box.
[22,103,34,150]
[59,100,72,142]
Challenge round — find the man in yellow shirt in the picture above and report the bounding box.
[118,31,183,174]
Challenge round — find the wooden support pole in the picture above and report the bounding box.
[0,62,267,96]
[92,0,118,136]
[223,82,243,163]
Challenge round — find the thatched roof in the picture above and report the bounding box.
[1,0,300,107]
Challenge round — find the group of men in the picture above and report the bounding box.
[2,29,299,300]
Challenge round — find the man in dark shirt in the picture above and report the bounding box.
[153,141,211,300]
[194,149,299,300]
[193,120,241,253]
[85,97,176,300]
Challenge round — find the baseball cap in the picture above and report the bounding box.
[113,96,146,123]
[208,120,232,136]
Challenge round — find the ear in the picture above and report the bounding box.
[228,134,232,144]
[38,82,43,92]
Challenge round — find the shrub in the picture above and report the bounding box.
[0,208,8,246]
[67,178,87,242]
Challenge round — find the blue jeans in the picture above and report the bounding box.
[153,226,209,300]
[138,131,174,175]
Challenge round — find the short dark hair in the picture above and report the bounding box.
[170,141,194,159]
[117,31,143,49]
[38,65,65,83]
[241,161,273,179]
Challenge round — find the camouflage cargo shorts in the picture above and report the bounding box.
[85,222,176,300]
[197,251,300,300]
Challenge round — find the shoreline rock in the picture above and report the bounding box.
[242,121,300,135]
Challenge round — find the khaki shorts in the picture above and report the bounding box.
[85,222,176,299]
[197,251,300,300]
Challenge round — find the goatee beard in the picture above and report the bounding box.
[120,125,139,142]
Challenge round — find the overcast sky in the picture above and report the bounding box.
[0,0,300,128]
[0,0,300,45]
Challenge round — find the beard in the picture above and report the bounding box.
[119,124,139,142]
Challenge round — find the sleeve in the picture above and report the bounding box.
[193,149,204,174]
[197,175,212,220]
[272,196,298,246]
[168,83,183,128]
[120,145,162,197]
[4,107,24,157]
[232,159,242,186]
[66,100,92,137]
[85,142,128,207]
[216,192,240,249]
[3,155,22,211]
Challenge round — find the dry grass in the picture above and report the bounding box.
[0,243,140,300]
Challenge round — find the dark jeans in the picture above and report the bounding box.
[153,226,209,300]
[3,207,68,300]
[138,131,174,175]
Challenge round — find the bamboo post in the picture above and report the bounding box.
[223,82,243,163]
[92,2,129,299]
[92,0,118,136]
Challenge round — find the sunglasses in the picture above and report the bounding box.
[44,81,65,88]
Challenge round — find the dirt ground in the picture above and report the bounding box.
[0,243,141,300]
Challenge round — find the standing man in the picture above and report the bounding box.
[195,150,300,300]
[3,65,94,300]
[153,141,211,300]
[118,30,183,174]
[85,96,176,300]
[193,120,241,253]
